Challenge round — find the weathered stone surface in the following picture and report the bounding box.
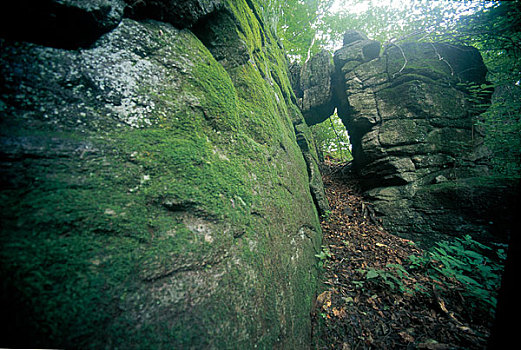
[332,39,510,244]
[289,61,303,98]
[334,38,381,68]
[124,0,223,28]
[0,0,227,48]
[191,7,250,69]
[366,177,518,246]
[292,31,514,246]
[0,1,325,348]
[339,42,490,181]
[298,50,336,125]
[343,29,368,45]
[294,116,330,215]
[0,0,125,48]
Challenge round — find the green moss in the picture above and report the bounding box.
[386,43,458,84]
[0,3,323,348]
[227,0,264,55]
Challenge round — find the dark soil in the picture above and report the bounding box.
[311,162,495,350]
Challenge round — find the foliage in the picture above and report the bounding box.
[321,209,333,220]
[267,0,487,62]
[311,110,352,163]
[261,0,520,175]
[356,235,506,318]
[460,78,521,176]
[360,263,413,294]
[477,86,521,176]
[409,235,506,316]
[453,1,521,177]
[259,0,336,62]
[315,245,332,268]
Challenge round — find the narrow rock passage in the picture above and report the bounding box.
[311,162,493,350]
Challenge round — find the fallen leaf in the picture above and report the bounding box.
[343,296,354,303]
[332,307,347,318]
[417,340,452,349]
[316,290,332,310]
[399,331,415,343]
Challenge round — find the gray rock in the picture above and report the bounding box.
[0,0,125,48]
[334,39,505,244]
[332,41,490,185]
[190,5,250,68]
[289,61,303,98]
[299,50,335,125]
[292,30,513,246]
[294,119,331,215]
[343,30,368,45]
[124,0,223,28]
[434,175,448,183]
[334,39,381,67]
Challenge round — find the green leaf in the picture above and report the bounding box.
[366,270,379,279]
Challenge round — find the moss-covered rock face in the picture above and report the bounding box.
[0,1,324,348]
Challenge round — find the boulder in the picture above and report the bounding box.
[291,31,514,246]
[338,41,490,183]
[124,0,223,28]
[298,50,336,125]
[289,61,303,98]
[334,30,381,68]
[332,38,508,244]
[191,5,250,69]
[0,1,325,348]
[343,29,368,45]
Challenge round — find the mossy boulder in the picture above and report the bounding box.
[0,1,325,348]
[367,177,519,247]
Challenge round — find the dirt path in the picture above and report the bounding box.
[311,163,493,349]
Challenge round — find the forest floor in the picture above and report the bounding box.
[311,161,495,350]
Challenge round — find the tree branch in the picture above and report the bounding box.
[389,43,408,79]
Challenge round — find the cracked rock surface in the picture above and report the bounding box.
[294,31,516,246]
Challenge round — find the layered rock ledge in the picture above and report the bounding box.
[294,30,517,245]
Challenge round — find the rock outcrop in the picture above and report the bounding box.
[297,50,336,125]
[124,0,224,29]
[339,39,490,183]
[295,31,516,246]
[0,1,327,348]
